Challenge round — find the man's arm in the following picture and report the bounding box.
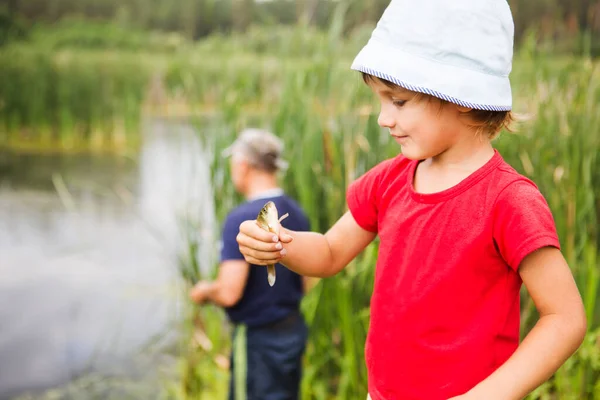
[189,260,249,307]
[237,211,377,277]
[452,247,587,400]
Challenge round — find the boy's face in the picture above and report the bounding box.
[369,79,468,160]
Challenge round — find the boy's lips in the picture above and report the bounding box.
[389,129,408,138]
[391,133,410,144]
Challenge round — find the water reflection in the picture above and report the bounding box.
[0,119,216,399]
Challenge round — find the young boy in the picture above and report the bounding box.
[236,1,587,399]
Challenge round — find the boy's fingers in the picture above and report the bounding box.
[238,246,282,266]
[237,232,282,252]
[238,220,280,243]
[238,245,282,261]
[278,227,294,243]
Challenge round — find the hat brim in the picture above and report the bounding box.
[351,39,512,111]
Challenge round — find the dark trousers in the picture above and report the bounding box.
[228,312,308,400]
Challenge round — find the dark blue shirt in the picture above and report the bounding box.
[220,193,310,328]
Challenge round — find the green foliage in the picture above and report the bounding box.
[0,46,151,152]
[27,19,187,52]
[0,8,29,46]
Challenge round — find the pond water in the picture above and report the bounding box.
[0,120,217,399]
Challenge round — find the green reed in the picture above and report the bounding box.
[0,46,151,152]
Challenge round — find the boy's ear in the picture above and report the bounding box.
[456,105,472,113]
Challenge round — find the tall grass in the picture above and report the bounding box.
[0,20,366,152]
[0,46,152,152]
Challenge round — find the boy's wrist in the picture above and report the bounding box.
[465,381,518,400]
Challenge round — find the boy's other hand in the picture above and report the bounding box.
[237,219,292,266]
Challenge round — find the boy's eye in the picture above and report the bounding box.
[392,99,407,107]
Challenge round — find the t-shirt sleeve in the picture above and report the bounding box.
[493,180,561,271]
[220,212,246,262]
[346,160,392,233]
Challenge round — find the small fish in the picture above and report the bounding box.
[256,201,289,286]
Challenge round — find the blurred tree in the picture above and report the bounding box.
[232,0,254,31]
[7,0,18,15]
[180,0,198,39]
[296,0,319,25]
[3,0,599,50]
[0,0,28,46]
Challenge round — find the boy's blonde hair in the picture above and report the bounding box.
[362,73,514,139]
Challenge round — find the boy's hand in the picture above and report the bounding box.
[237,219,293,266]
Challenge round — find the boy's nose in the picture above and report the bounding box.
[377,110,395,129]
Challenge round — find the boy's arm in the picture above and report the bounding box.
[237,211,377,277]
[453,247,586,400]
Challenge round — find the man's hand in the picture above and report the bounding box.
[189,281,212,304]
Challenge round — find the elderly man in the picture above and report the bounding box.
[190,128,311,400]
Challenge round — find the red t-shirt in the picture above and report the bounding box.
[347,150,560,400]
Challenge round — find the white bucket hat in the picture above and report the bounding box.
[351,0,514,111]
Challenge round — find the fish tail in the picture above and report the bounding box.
[267,264,276,286]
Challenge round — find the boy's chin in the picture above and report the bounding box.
[398,147,426,161]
